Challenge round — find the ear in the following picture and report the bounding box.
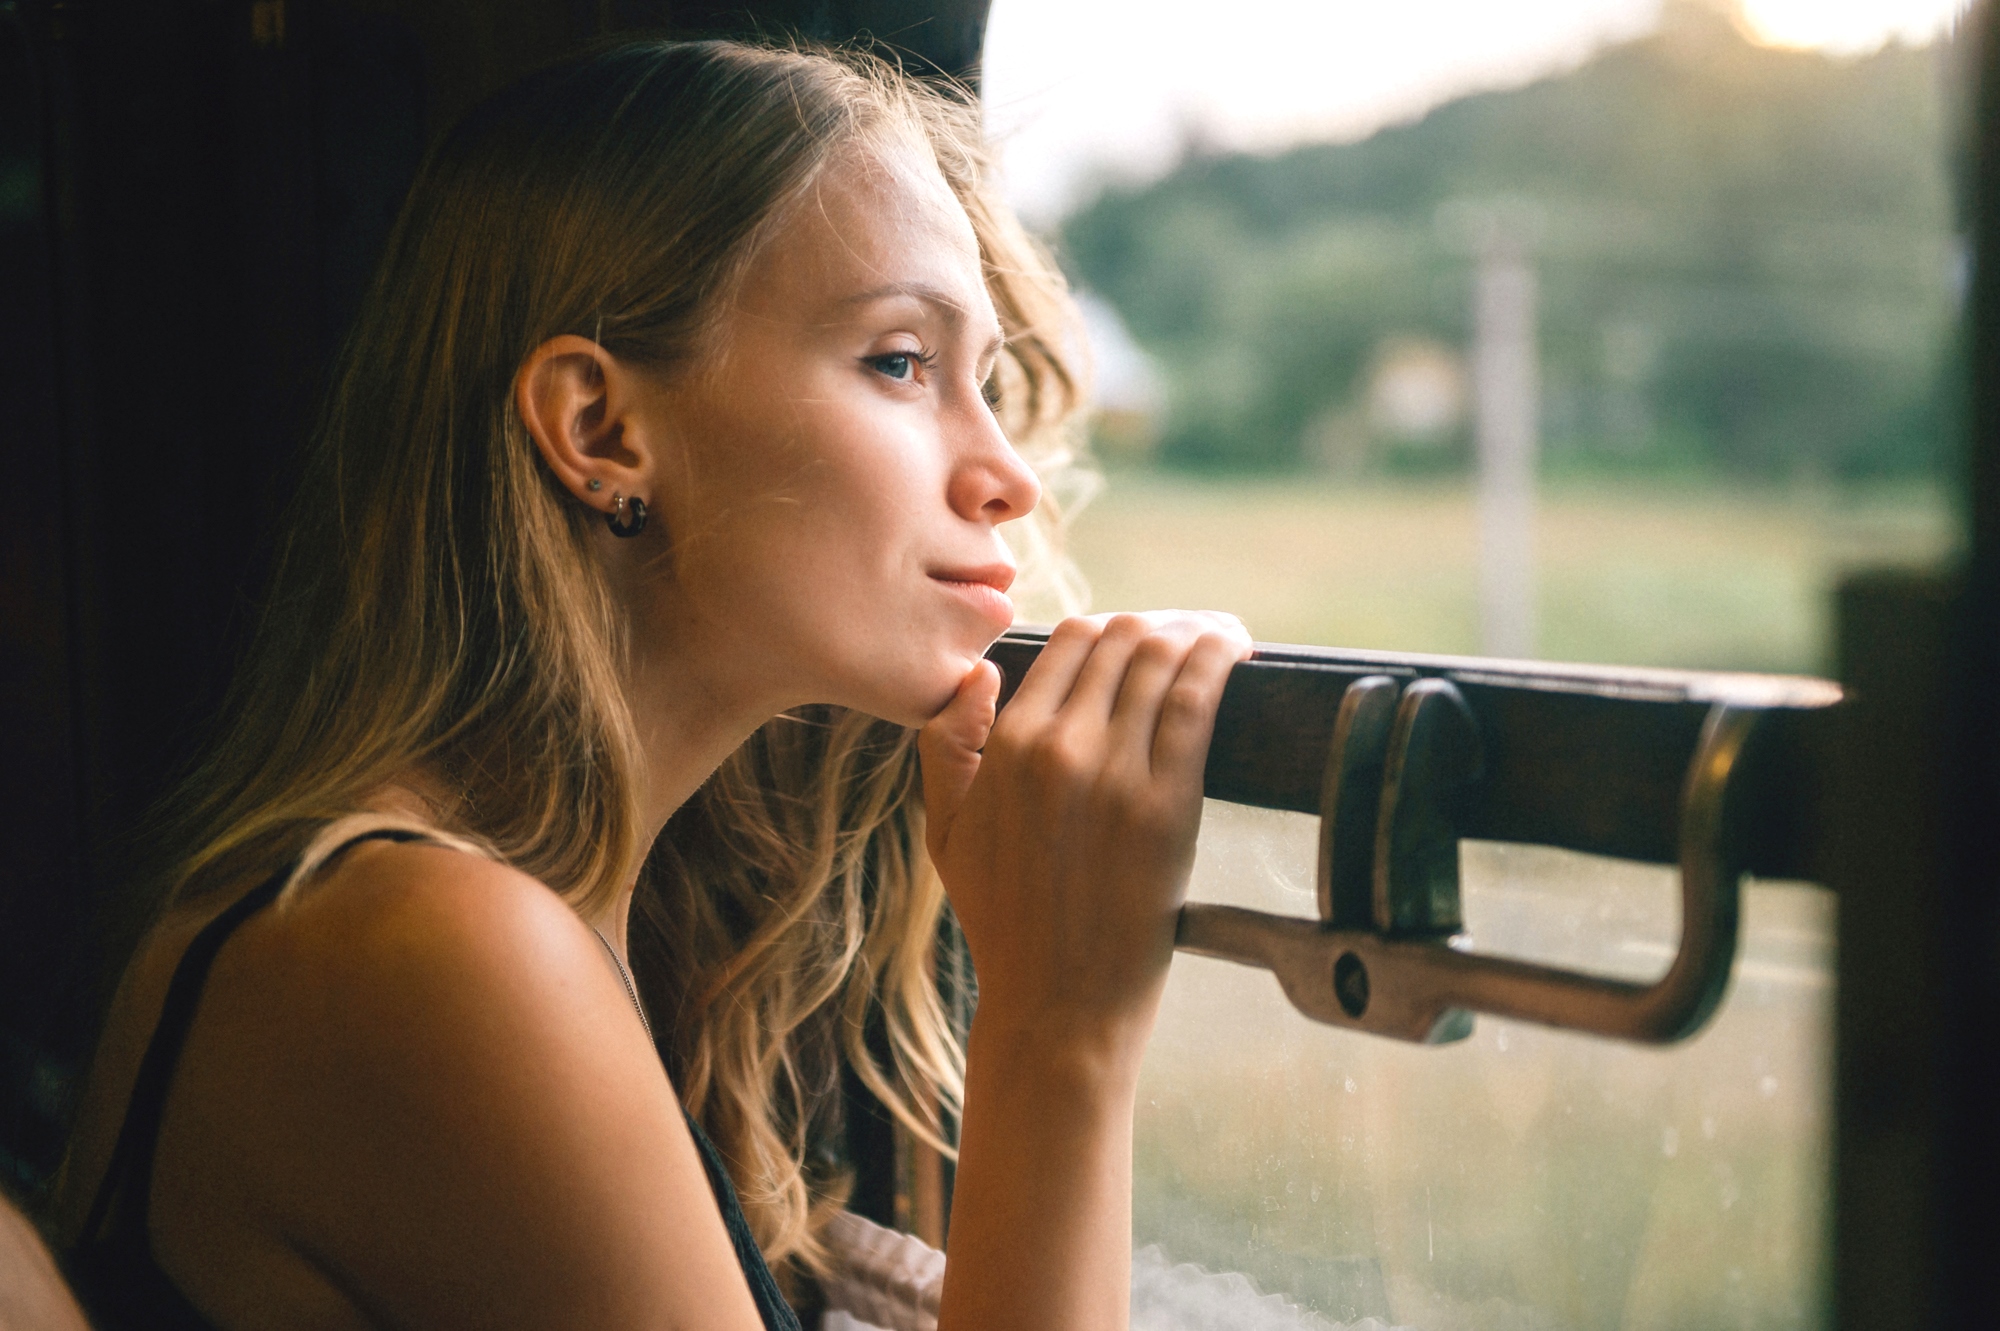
[515,335,662,520]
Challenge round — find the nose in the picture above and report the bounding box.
[947,388,1042,525]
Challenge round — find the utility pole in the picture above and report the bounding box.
[1473,228,1540,659]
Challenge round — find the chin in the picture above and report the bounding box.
[845,646,990,730]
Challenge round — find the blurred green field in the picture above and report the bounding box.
[1063,473,1957,674]
[1060,474,1902,1326]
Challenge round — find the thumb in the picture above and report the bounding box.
[917,660,1001,849]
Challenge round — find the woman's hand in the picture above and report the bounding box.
[918,611,1252,1073]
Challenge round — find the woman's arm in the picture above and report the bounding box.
[919,612,1252,1330]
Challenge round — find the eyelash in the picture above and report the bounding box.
[863,348,938,383]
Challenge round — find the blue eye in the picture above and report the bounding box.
[866,351,928,382]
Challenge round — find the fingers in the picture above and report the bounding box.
[996,616,1108,721]
[1100,630,1196,752]
[1001,611,1249,785]
[1150,625,1252,778]
[1012,611,1203,725]
[1101,613,1240,744]
[1060,614,1161,721]
[918,661,1001,849]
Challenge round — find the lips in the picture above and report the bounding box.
[930,562,1018,629]
[930,562,1017,594]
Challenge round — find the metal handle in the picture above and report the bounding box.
[1176,679,1755,1045]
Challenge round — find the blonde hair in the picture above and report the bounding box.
[123,38,1086,1292]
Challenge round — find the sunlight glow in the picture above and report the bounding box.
[1740,0,1969,52]
[982,1,1973,221]
[984,0,1661,221]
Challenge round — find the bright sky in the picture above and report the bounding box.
[981,0,1972,223]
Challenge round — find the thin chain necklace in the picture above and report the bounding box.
[592,925,654,1044]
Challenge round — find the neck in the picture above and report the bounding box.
[584,613,793,950]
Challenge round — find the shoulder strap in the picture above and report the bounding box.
[78,828,432,1244]
[681,1111,804,1331]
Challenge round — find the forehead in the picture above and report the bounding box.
[732,134,992,328]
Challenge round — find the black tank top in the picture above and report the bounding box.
[66,829,802,1331]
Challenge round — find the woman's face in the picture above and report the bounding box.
[642,136,1041,727]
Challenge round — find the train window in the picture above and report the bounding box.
[982,1,1968,1326]
[1138,802,1830,1327]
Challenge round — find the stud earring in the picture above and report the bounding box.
[586,478,602,492]
[607,493,648,538]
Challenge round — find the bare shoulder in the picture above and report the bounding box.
[49,845,569,1247]
[246,839,600,1020]
[190,836,649,1160]
[146,839,761,1330]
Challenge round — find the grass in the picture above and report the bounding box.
[1061,472,1957,674]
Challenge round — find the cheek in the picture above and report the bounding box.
[667,381,983,716]
[787,411,935,579]
[675,436,905,634]
[782,488,990,716]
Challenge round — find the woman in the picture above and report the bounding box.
[51,38,1249,1330]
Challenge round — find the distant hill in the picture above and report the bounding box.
[1060,1,1963,477]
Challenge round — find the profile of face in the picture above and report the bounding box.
[541,131,1042,730]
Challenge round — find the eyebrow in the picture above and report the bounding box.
[836,282,1006,354]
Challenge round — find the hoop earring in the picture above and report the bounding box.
[607,493,648,538]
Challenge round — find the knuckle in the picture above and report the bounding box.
[1028,726,1087,779]
[1133,634,1183,670]
[1192,627,1237,659]
[1103,612,1152,643]
[1050,615,1101,646]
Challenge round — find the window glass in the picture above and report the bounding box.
[982,3,1961,1326]
[1139,803,1832,1329]
[984,0,1969,673]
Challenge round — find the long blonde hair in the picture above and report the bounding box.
[130,38,1086,1287]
